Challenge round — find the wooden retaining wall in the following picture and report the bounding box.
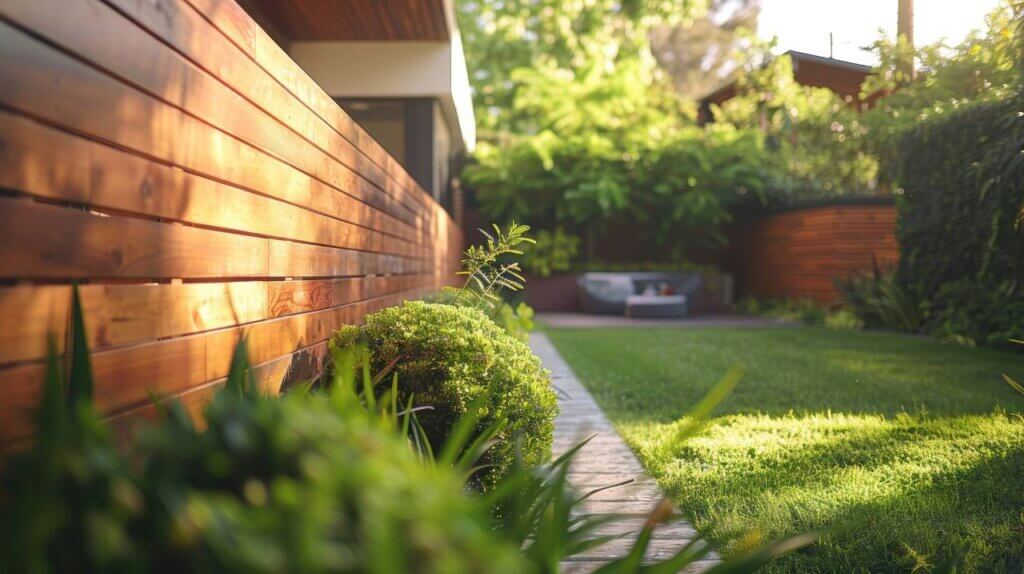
[0,0,462,449]
[724,202,897,304]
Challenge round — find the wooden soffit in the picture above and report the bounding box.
[237,0,450,42]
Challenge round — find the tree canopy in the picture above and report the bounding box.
[456,0,1024,272]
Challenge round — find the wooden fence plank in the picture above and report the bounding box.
[0,198,270,280]
[0,111,424,257]
[726,205,898,303]
[0,199,434,280]
[0,274,429,366]
[105,339,331,441]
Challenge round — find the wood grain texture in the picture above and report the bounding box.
[0,0,463,449]
[0,112,423,257]
[725,205,898,304]
[0,274,429,365]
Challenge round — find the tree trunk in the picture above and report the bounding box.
[897,0,915,81]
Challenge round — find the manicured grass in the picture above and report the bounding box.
[545,327,1024,572]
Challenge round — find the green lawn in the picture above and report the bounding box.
[544,327,1024,573]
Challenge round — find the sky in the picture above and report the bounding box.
[757,0,1003,65]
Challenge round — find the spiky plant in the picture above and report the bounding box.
[455,222,535,308]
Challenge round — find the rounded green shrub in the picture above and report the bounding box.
[333,301,558,487]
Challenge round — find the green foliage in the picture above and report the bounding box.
[331,301,558,488]
[3,289,798,573]
[710,1,1022,202]
[743,299,864,332]
[455,222,534,309]
[0,289,141,573]
[927,280,1024,347]
[463,57,694,228]
[889,92,1024,344]
[466,119,768,258]
[461,0,1023,276]
[435,222,537,343]
[460,14,767,261]
[737,297,824,325]
[714,49,880,200]
[1005,341,1024,396]
[860,2,1024,146]
[325,314,808,573]
[633,125,766,252]
[823,307,864,331]
[837,272,925,333]
[139,370,524,573]
[546,326,1024,572]
[456,0,705,133]
[521,228,579,278]
[429,286,535,343]
[649,0,760,100]
[0,290,525,574]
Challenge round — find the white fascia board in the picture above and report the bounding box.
[447,25,476,152]
[290,39,476,152]
[289,42,452,96]
[442,0,476,151]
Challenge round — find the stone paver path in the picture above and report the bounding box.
[529,333,718,573]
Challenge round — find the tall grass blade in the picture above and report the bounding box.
[225,337,252,398]
[704,532,819,573]
[38,336,66,445]
[667,365,743,447]
[67,284,93,407]
[438,398,487,467]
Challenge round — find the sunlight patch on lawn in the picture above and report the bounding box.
[617,411,1024,572]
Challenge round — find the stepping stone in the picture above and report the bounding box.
[529,333,719,572]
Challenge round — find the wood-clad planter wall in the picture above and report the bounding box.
[0,0,462,450]
[723,201,898,304]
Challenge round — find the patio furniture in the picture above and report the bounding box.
[625,294,688,318]
[577,272,703,316]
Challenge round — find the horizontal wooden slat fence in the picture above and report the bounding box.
[724,203,898,304]
[0,0,463,450]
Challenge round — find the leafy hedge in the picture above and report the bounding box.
[891,94,1024,345]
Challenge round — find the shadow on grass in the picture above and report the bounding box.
[775,448,1024,573]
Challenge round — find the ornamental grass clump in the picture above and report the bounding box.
[332,300,558,488]
[135,358,526,574]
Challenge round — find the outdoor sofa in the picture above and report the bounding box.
[577,272,703,318]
